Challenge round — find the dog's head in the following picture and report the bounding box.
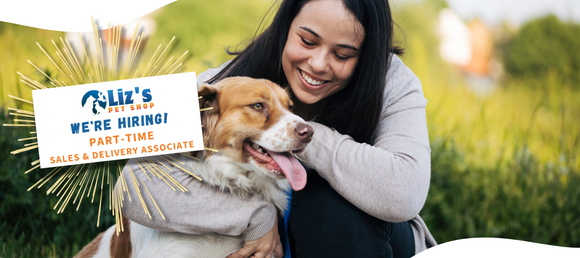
[197,77,313,192]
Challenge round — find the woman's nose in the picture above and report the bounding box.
[308,49,330,74]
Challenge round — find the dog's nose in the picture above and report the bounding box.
[295,123,314,143]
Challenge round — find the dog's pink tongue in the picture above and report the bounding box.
[266,151,307,191]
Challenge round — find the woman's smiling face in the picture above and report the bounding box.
[282,0,365,104]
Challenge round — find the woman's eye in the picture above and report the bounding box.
[335,53,350,61]
[301,37,315,46]
[252,103,263,110]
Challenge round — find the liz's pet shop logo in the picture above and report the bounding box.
[81,90,107,115]
[81,87,153,115]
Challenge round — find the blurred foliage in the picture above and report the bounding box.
[394,0,580,247]
[0,109,115,258]
[1,0,580,256]
[144,0,276,73]
[395,1,580,171]
[424,138,580,245]
[1,0,274,257]
[0,0,275,107]
[0,23,64,109]
[502,15,580,86]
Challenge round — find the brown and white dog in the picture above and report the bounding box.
[75,77,313,258]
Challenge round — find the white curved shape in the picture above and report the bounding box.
[414,238,580,258]
[0,0,175,32]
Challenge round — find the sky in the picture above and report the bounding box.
[400,0,580,27]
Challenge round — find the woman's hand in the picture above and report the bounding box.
[227,217,284,258]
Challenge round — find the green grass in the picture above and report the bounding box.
[395,1,580,246]
[0,108,116,257]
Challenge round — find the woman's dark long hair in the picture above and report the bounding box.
[208,0,403,144]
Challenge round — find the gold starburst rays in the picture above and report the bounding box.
[2,18,215,235]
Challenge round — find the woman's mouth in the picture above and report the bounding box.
[299,69,328,88]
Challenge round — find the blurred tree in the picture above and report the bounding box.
[427,0,449,10]
[502,15,580,86]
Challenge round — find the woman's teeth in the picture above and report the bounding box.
[300,70,325,86]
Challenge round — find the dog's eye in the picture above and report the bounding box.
[251,103,263,110]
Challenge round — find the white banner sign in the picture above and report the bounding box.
[33,72,204,168]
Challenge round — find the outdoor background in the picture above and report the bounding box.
[1,0,579,256]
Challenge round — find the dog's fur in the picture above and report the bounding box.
[75,77,313,258]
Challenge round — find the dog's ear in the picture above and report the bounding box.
[198,83,220,155]
[198,82,219,97]
[198,82,219,109]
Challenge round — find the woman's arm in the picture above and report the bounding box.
[297,55,431,222]
[117,158,277,241]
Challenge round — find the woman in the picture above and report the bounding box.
[120,0,436,257]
